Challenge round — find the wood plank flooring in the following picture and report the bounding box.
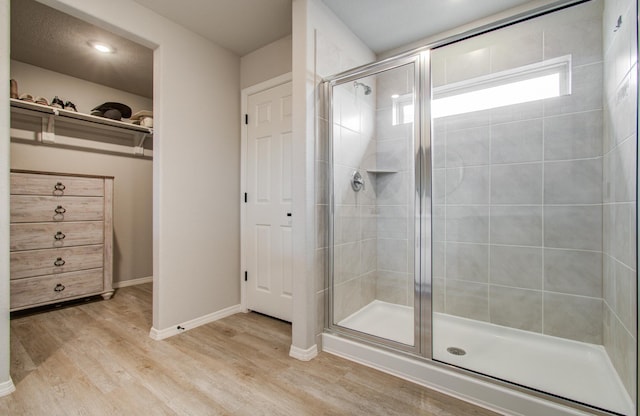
[0,284,500,415]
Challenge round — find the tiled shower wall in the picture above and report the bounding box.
[602,0,637,401]
[333,65,417,315]
[373,66,415,307]
[432,1,606,344]
[331,78,378,323]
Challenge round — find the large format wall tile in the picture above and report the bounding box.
[489,245,542,289]
[376,171,408,205]
[446,205,490,243]
[445,279,489,322]
[543,249,602,297]
[445,126,490,167]
[378,238,408,273]
[376,205,408,239]
[445,242,488,283]
[490,163,542,204]
[612,203,635,268]
[614,261,637,335]
[490,205,543,246]
[446,166,490,204]
[489,286,542,332]
[543,293,602,344]
[544,111,603,160]
[491,119,543,164]
[377,270,410,304]
[544,159,602,204]
[544,205,602,251]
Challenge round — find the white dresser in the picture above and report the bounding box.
[9,170,114,311]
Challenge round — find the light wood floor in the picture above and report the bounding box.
[0,284,500,415]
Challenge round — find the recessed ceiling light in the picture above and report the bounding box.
[88,41,115,54]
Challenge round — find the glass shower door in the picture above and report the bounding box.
[430,1,637,414]
[329,58,422,349]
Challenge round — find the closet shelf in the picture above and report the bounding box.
[10,98,153,158]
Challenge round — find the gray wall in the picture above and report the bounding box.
[10,60,153,286]
[331,78,377,323]
[602,0,637,402]
[432,1,606,344]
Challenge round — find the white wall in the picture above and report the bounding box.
[10,60,152,115]
[10,61,153,286]
[290,0,374,355]
[240,35,291,89]
[0,0,15,397]
[3,0,240,349]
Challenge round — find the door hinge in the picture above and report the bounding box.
[245,114,248,125]
[244,271,248,281]
[244,192,247,203]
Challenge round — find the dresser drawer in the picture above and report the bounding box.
[10,269,104,310]
[10,196,104,223]
[11,172,104,197]
[11,245,104,280]
[10,222,104,251]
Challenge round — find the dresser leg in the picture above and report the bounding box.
[101,291,114,300]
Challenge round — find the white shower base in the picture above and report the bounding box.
[338,300,634,416]
[339,300,414,345]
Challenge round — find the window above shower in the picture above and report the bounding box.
[432,54,572,118]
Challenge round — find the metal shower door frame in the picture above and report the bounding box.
[324,52,432,358]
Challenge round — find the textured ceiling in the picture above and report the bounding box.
[322,0,537,54]
[132,0,293,56]
[11,0,154,98]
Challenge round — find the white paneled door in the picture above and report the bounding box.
[244,81,293,322]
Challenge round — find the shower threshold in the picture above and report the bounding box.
[337,300,633,415]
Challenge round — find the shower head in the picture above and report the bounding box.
[354,81,372,95]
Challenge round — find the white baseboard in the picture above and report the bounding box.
[0,378,15,397]
[322,333,595,416]
[112,276,153,289]
[289,343,318,361]
[149,304,242,341]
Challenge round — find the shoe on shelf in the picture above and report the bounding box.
[10,79,18,98]
[18,93,33,102]
[50,96,64,109]
[34,96,49,106]
[64,101,77,112]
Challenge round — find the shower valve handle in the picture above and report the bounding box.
[351,171,365,192]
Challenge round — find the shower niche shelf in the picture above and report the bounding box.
[366,169,399,174]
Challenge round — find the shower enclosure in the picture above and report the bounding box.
[325,1,637,415]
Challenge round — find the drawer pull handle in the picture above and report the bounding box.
[54,182,66,193]
[54,231,66,240]
[54,283,65,292]
[54,257,66,267]
[54,205,66,214]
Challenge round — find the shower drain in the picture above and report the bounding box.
[447,347,467,356]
